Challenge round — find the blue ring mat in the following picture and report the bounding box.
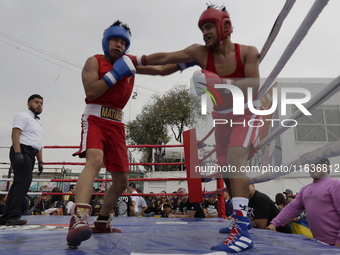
[0,216,339,255]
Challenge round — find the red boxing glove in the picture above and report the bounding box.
[126,54,147,66]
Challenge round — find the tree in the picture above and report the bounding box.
[126,85,204,170]
[152,85,203,142]
[126,105,169,169]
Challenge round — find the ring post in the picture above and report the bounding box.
[217,178,226,218]
[183,129,203,203]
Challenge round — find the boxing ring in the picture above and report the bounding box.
[1,0,340,254]
[1,216,340,255]
[1,133,340,255]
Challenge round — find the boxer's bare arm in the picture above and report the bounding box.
[136,64,179,75]
[145,44,205,66]
[232,45,260,94]
[82,57,109,101]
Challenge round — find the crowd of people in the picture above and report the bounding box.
[0,183,220,219]
[1,157,340,250]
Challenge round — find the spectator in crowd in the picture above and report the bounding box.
[224,191,233,218]
[136,189,147,216]
[202,194,218,218]
[92,203,102,217]
[128,182,139,215]
[172,196,182,215]
[66,195,75,215]
[26,193,35,212]
[156,195,168,215]
[90,200,102,216]
[155,190,167,207]
[169,188,205,218]
[171,191,178,201]
[160,203,172,218]
[275,193,288,211]
[287,195,295,204]
[113,195,135,217]
[155,137,165,171]
[267,158,340,247]
[49,187,66,215]
[168,191,177,207]
[141,196,157,217]
[145,192,155,206]
[35,194,49,213]
[64,184,76,202]
[95,189,105,205]
[283,189,293,203]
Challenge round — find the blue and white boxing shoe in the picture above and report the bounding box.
[211,210,253,253]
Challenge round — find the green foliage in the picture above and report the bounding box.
[126,85,204,170]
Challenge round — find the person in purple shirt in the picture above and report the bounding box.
[266,158,340,247]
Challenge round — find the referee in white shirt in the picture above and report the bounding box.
[0,94,44,226]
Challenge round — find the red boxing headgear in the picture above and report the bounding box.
[198,8,233,44]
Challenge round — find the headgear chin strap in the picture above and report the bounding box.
[198,8,233,44]
[102,26,130,58]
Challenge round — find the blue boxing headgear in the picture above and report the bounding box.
[102,26,130,58]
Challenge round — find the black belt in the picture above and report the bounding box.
[20,144,39,155]
[100,106,122,122]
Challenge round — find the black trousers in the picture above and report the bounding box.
[155,154,164,171]
[2,144,38,219]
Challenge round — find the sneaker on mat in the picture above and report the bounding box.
[219,216,252,234]
[92,214,121,234]
[211,210,253,253]
[66,203,93,248]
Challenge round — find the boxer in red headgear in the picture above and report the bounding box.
[133,5,262,253]
[198,7,233,45]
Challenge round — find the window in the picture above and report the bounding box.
[293,105,340,142]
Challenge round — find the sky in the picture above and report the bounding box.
[0,0,340,175]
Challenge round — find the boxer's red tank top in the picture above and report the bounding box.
[206,43,248,111]
[85,54,135,110]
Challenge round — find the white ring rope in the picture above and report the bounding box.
[0,178,52,182]
[259,0,296,63]
[249,139,340,184]
[257,0,330,100]
[256,75,340,150]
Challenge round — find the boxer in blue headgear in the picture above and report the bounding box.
[67,20,182,249]
[102,23,131,58]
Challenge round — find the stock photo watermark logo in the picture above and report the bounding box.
[196,83,222,108]
[197,83,312,128]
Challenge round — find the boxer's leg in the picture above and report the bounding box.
[92,171,128,233]
[75,149,103,203]
[212,146,253,252]
[67,148,103,248]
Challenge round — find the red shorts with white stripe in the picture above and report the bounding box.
[73,110,129,173]
[212,108,263,166]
